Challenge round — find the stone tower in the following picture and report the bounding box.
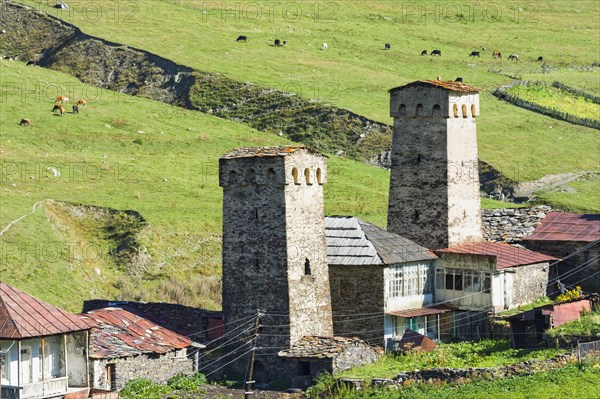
[387,80,483,250]
[219,146,333,380]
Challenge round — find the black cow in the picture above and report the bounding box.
[274,39,281,46]
[26,60,37,66]
[236,35,248,42]
[384,43,391,50]
[72,105,79,114]
[421,49,428,56]
[508,54,519,61]
[537,56,544,62]
[455,77,463,82]
[470,51,480,57]
[283,40,287,46]
[431,49,442,56]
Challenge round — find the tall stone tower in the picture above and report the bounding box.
[219,146,333,380]
[387,80,483,250]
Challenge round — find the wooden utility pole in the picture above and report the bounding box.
[244,311,262,399]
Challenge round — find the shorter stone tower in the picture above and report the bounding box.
[219,146,333,380]
[387,80,483,249]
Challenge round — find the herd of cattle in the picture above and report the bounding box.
[19,96,87,126]
[235,36,544,62]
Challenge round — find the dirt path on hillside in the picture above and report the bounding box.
[513,171,596,198]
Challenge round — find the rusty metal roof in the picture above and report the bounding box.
[278,336,382,359]
[435,242,558,270]
[525,212,600,242]
[390,80,481,93]
[386,305,454,318]
[325,217,437,266]
[221,146,324,159]
[0,282,92,339]
[82,308,195,359]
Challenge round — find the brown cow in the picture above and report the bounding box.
[492,50,502,59]
[55,95,69,103]
[52,104,65,116]
[77,98,87,106]
[19,118,31,126]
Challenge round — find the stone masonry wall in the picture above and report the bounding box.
[91,350,194,391]
[482,206,552,243]
[511,262,552,307]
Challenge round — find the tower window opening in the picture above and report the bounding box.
[453,104,458,118]
[471,104,476,117]
[399,104,407,115]
[432,104,441,116]
[255,209,259,220]
[417,154,421,163]
[462,104,468,118]
[228,170,238,184]
[416,104,424,116]
[267,168,276,181]
[414,210,419,220]
[292,168,299,184]
[246,169,256,184]
[316,168,323,184]
[304,168,312,185]
[255,258,259,271]
[304,258,311,276]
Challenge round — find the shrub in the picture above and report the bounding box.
[120,378,170,399]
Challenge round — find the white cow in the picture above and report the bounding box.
[321,43,328,50]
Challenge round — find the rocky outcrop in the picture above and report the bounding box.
[482,206,552,243]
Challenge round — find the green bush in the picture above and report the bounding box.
[120,379,170,399]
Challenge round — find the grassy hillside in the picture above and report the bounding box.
[0,60,393,310]
[17,0,600,183]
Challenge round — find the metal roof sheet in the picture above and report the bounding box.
[435,242,558,270]
[390,80,481,93]
[0,282,92,339]
[324,217,437,266]
[525,212,600,242]
[386,305,454,318]
[82,308,195,359]
[221,146,324,159]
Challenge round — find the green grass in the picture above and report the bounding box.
[16,0,600,182]
[312,364,600,399]
[506,83,600,121]
[546,309,600,338]
[535,176,600,213]
[498,296,553,317]
[337,339,563,379]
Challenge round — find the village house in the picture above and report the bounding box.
[521,212,600,293]
[80,307,201,392]
[0,282,92,399]
[324,216,449,349]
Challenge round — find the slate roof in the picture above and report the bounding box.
[0,282,92,339]
[525,212,600,242]
[325,216,437,266]
[390,80,481,93]
[435,242,558,270]
[221,146,323,159]
[278,336,382,359]
[82,308,195,359]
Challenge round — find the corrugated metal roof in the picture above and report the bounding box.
[525,212,600,242]
[82,308,194,359]
[435,242,558,270]
[325,217,437,266]
[390,80,481,93]
[221,146,324,159]
[0,282,92,339]
[386,305,454,318]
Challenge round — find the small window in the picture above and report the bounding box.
[416,104,424,116]
[246,169,256,184]
[300,361,311,376]
[316,168,323,184]
[445,272,453,290]
[267,168,276,181]
[454,271,463,290]
[483,273,491,293]
[471,104,476,117]
[255,258,260,271]
[453,104,458,118]
[304,258,311,275]
[417,154,421,163]
[414,210,419,221]
[228,170,238,184]
[461,104,467,118]
[292,168,299,184]
[399,104,407,115]
[304,168,311,185]
[432,104,441,116]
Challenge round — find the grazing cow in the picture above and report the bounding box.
[384,43,391,50]
[470,51,480,57]
[492,50,502,59]
[274,39,281,46]
[26,60,37,66]
[321,43,328,50]
[52,104,65,116]
[19,118,30,126]
[436,76,442,81]
[421,49,428,56]
[482,47,487,51]
[537,56,544,62]
[455,77,463,82]
[236,35,248,42]
[72,105,79,114]
[508,54,519,61]
[431,49,442,56]
[55,95,69,103]
[282,40,287,46]
[77,99,87,106]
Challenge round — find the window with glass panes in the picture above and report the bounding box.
[439,268,492,294]
[389,267,403,298]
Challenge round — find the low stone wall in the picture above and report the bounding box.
[482,206,552,243]
[343,353,577,389]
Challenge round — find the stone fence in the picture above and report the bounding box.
[551,81,600,104]
[482,206,552,243]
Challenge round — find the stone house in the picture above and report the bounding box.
[81,307,201,391]
[434,242,558,338]
[0,282,92,399]
[325,216,449,349]
[521,212,600,293]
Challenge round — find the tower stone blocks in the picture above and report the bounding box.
[219,146,333,380]
[387,80,483,250]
